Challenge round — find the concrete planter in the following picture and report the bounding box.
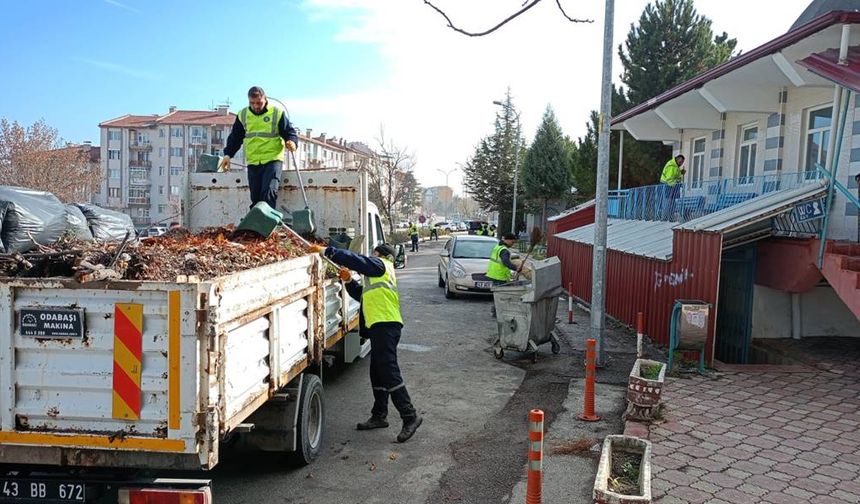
[627,359,666,407]
[593,435,652,504]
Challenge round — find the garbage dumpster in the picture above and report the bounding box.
[492,256,563,361]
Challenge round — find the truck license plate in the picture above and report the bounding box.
[0,479,85,502]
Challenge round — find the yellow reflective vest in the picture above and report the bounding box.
[486,243,512,282]
[239,104,285,165]
[362,258,403,328]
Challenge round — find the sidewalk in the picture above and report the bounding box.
[646,340,860,504]
[508,301,665,503]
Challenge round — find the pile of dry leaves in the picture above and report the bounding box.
[0,226,311,282]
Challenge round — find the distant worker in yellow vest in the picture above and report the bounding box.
[220,86,299,210]
[659,154,686,218]
[660,154,686,187]
[308,242,423,443]
[408,222,419,252]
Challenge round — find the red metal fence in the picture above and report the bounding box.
[553,229,722,364]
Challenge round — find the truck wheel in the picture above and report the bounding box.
[289,374,324,466]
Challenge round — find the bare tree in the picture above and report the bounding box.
[0,118,101,202]
[424,0,591,37]
[368,126,420,234]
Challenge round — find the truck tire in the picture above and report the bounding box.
[289,373,324,466]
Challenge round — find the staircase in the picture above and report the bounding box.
[821,241,860,322]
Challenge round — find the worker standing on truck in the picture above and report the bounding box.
[408,222,419,252]
[219,86,299,210]
[309,242,423,443]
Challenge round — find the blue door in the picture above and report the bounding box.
[715,246,757,364]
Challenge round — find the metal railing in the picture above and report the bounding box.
[128,159,151,168]
[129,141,152,150]
[608,170,824,224]
[128,196,151,205]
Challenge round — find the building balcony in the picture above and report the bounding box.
[128,196,151,206]
[189,136,208,146]
[129,141,153,150]
[129,159,152,168]
[129,178,150,187]
[607,170,824,224]
[210,137,224,146]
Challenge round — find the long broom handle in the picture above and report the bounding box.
[288,150,310,209]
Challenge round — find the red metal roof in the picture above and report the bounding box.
[797,45,860,93]
[612,10,860,126]
[99,110,235,128]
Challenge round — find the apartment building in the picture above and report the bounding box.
[98,107,381,227]
[96,106,236,227]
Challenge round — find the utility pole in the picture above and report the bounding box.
[591,0,615,367]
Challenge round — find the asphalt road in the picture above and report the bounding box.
[211,238,587,503]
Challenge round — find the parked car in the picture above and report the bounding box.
[438,235,499,298]
[146,225,168,237]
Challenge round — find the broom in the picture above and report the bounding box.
[513,226,543,281]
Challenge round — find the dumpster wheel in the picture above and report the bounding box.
[550,333,561,355]
[493,340,504,359]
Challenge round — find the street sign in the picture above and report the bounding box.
[418,215,426,224]
[795,198,825,223]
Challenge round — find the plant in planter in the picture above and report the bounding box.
[593,435,652,504]
[625,358,666,422]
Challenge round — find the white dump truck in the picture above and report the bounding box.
[0,168,398,503]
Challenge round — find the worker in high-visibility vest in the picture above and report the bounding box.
[408,222,419,252]
[486,233,519,284]
[659,154,686,218]
[220,86,299,210]
[309,242,423,443]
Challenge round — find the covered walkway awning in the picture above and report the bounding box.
[556,181,829,257]
[611,11,860,140]
[798,45,860,93]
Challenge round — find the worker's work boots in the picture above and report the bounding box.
[396,416,423,443]
[356,415,389,430]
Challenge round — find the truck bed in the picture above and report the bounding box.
[0,253,357,471]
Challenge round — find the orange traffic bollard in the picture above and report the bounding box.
[578,339,600,422]
[567,282,576,324]
[636,311,645,358]
[526,409,544,504]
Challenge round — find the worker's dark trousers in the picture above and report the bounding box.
[247,160,283,210]
[411,235,419,252]
[369,323,417,420]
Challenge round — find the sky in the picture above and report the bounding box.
[0,0,815,192]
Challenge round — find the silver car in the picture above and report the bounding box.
[438,235,500,298]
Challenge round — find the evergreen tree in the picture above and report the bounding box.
[462,89,525,233]
[522,105,571,229]
[619,0,738,107]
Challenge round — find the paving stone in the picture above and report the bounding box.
[762,491,812,504]
[724,468,751,481]
[701,471,744,490]
[747,474,788,492]
[737,482,768,497]
[660,469,697,487]
[690,480,721,494]
[792,476,836,496]
[671,485,712,503]
[784,485,816,500]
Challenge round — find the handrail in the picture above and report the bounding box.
[818,88,860,266]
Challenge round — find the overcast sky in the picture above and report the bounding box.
[0,0,814,192]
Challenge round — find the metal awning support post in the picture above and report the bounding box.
[617,130,624,191]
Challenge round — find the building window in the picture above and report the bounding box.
[170,147,183,157]
[108,149,121,160]
[108,187,120,198]
[171,128,183,138]
[159,166,164,176]
[213,129,223,140]
[805,105,832,180]
[170,185,180,196]
[108,130,121,141]
[159,185,164,195]
[170,166,182,176]
[690,137,706,189]
[158,204,168,213]
[159,128,165,138]
[159,147,165,158]
[138,208,150,218]
[108,168,120,179]
[738,124,757,184]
